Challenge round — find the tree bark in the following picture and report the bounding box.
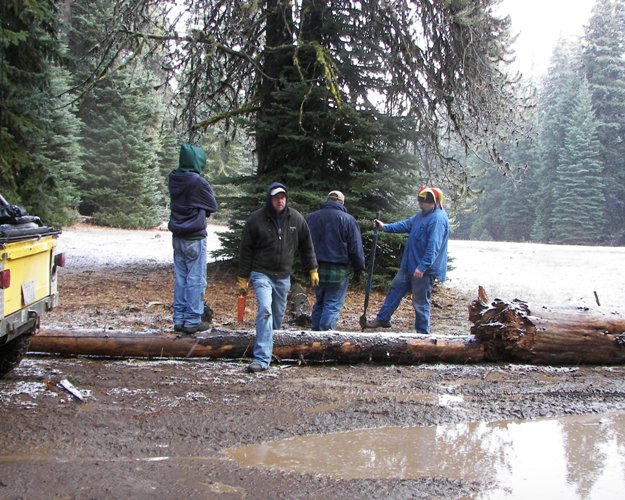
[30,288,625,365]
[256,0,295,174]
[31,327,483,364]
[469,287,625,365]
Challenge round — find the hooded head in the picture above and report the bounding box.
[268,182,287,198]
[177,144,207,174]
[266,182,288,215]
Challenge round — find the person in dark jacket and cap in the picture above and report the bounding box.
[237,182,318,373]
[306,190,365,330]
[168,144,218,334]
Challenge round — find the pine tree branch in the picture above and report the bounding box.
[191,99,260,130]
[116,28,264,72]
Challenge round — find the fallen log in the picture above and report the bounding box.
[30,327,483,364]
[30,288,625,365]
[469,287,625,365]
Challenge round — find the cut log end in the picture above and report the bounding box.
[470,288,625,365]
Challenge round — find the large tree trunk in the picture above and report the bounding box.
[469,287,625,365]
[256,0,295,174]
[31,328,483,364]
[31,288,625,365]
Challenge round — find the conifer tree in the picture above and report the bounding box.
[551,78,604,244]
[503,137,541,242]
[67,0,167,228]
[93,0,525,274]
[531,42,581,243]
[0,0,81,223]
[491,135,540,242]
[452,124,539,243]
[583,0,625,244]
[38,64,84,225]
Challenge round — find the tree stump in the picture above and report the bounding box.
[469,286,625,365]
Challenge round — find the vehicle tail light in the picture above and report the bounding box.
[54,252,66,267]
[0,269,10,289]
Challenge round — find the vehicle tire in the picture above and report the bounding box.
[0,332,33,378]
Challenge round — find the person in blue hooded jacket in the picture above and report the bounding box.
[365,187,449,334]
[168,144,218,334]
[306,190,365,331]
[237,182,318,373]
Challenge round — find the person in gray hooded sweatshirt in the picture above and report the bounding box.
[168,144,218,334]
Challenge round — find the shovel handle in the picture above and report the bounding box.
[362,211,380,316]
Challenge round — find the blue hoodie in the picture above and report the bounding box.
[168,144,218,238]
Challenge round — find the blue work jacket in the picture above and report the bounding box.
[306,201,365,272]
[383,206,449,281]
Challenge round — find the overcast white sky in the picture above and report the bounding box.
[498,0,596,77]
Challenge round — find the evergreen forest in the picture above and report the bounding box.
[455,0,625,246]
[2,0,624,278]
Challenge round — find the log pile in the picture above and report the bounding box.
[30,287,625,365]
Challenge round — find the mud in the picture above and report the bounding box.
[3,355,625,499]
[2,229,625,498]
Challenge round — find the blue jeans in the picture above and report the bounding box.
[311,276,349,331]
[250,271,291,368]
[375,269,436,333]
[172,237,207,328]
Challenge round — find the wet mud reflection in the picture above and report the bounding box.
[227,412,625,498]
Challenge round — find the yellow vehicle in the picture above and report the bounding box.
[0,194,64,378]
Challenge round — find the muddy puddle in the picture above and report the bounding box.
[227,412,625,499]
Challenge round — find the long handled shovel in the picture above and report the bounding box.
[359,213,380,331]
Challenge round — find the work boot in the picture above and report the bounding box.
[174,324,184,332]
[365,319,391,329]
[181,321,211,335]
[246,362,267,373]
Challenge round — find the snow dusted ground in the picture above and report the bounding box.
[57,223,226,268]
[57,224,625,310]
[447,239,625,310]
